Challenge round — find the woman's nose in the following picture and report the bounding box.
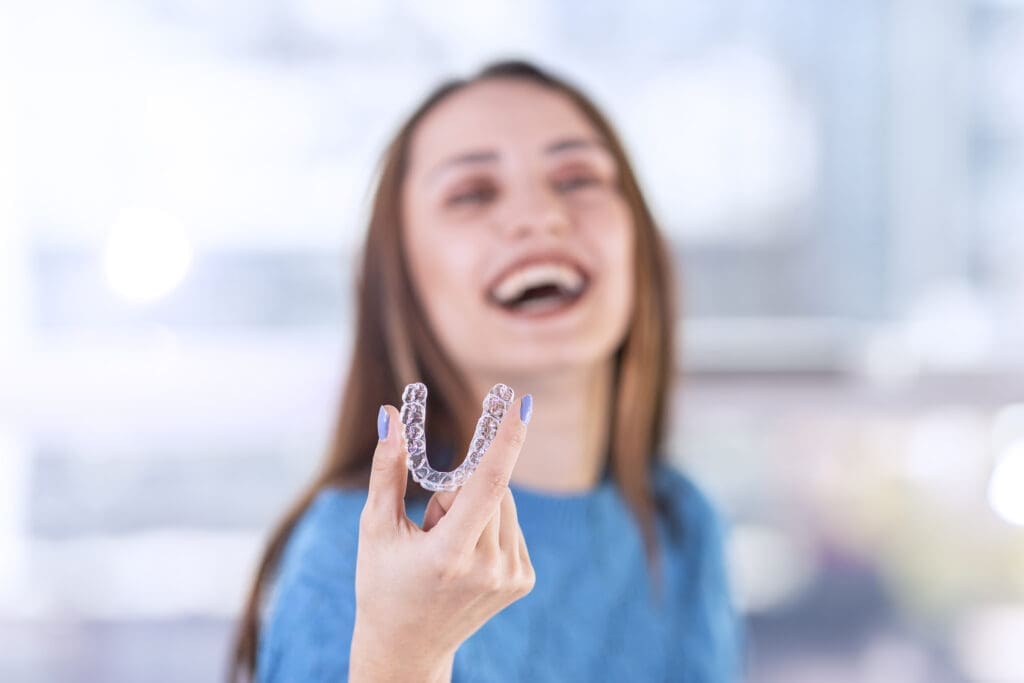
[501,183,571,239]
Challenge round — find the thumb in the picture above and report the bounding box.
[364,405,408,525]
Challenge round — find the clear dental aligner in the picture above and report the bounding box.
[401,382,515,491]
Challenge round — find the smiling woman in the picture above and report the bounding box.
[400,78,637,449]
[231,59,743,683]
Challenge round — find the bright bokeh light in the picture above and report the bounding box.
[103,207,193,303]
[988,439,1024,526]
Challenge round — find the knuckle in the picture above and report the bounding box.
[472,559,505,593]
[485,566,506,594]
[488,473,510,498]
[521,566,536,594]
[504,424,525,450]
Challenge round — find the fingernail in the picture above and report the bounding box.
[377,405,389,440]
[520,394,533,424]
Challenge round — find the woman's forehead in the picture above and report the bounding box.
[407,80,601,181]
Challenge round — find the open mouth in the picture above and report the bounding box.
[486,260,590,317]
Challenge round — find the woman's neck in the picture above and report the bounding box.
[469,360,614,494]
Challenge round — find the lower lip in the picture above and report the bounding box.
[491,286,588,320]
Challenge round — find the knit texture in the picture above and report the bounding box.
[256,460,744,682]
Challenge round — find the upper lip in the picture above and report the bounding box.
[484,248,591,304]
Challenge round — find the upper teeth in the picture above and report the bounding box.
[491,261,585,304]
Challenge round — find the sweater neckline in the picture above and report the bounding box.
[509,473,616,504]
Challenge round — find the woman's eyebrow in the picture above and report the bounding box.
[428,150,499,183]
[544,137,609,155]
[426,137,611,185]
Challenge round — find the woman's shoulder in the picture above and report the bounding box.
[651,459,720,515]
[649,461,745,681]
[649,459,728,546]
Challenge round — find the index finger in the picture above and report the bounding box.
[439,394,532,552]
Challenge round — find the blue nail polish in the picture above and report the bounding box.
[377,405,389,440]
[520,394,533,424]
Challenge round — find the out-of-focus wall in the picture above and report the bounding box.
[1,1,1022,681]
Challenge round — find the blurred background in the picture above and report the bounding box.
[1,0,1022,681]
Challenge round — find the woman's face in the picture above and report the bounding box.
[402,78,635,383]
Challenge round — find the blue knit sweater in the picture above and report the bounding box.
[257,460,744,682]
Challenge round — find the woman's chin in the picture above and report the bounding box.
[474,338,619,378]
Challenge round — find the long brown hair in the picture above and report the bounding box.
[230,58,678,681]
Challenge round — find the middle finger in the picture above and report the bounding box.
[497,487,520,552]
[476,489,503,553]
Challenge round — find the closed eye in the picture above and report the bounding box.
[447,175,601,207]
[556,176,600,192]
[448,186,496,206]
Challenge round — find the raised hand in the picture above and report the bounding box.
[349,390,535,683]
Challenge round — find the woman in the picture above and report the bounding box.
[231,59,743,682]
